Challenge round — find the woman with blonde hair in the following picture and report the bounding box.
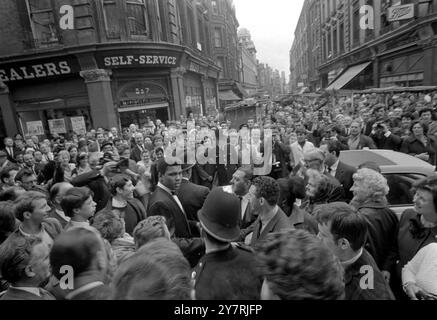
[350,168,399,284]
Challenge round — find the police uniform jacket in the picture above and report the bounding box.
[192,244,262,300]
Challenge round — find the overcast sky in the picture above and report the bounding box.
[234,0,304,79]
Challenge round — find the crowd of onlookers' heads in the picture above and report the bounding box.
[0,91,436,300]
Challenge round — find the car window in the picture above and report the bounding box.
[384,173,426,206]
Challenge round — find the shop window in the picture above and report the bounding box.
[211,1,218,15]
[126,0,150,37]
[25,0,60,47]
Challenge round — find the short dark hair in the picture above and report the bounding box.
[256,229,344,300]
[92,209,124,243]
[50,228,103,279]
[401,112,414,120]
[60,187,93,218]
[419,107,434,117]
[14,168,35,183]
[0,166,19,184]
[109,174,131,196]
[320,139,344,157]
[315,202,368,251]
[0,236,42,284]
[252,176,280,206]
[14,191,47,221]
[410,120,428,136]
[156,157,181,176]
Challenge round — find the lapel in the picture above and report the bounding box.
[259,211,280,239]
[241,196,249,219]
[335,162,344,180]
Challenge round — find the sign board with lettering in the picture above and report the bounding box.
[96,51,181,69]
[26,121,45,136]
[48,118,67,134]
[118,81,169,108]
[71,117,86,135]
[0,57,79,83]
[387,4,415,22]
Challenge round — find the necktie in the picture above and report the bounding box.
[172,192,187,218]
[9,147,13,158]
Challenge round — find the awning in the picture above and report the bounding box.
[118,102,168,113]
[326,62,372,91]
[219,90,241,101]
[234,82,249,98]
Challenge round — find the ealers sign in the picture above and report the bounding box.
[387,4,415,22]
[0,60,75,82]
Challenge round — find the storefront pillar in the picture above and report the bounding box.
[80,69,118,129]
[0,82,19,137]
[170,67,186,119]
[423,42,437,86]
[200,75,208,116]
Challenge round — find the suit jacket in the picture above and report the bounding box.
[193,244,262,300]
[130,144,145,163]
[348,135,377,150]
[250,207,293,247]
[147,186,204,267]
[6,218,62,244]
[177,179,209,222]
[1,147,19,163]
[48,207,69,229]
[357,199,399,272]
[370,132,402,151]
[334,161,356,202]
[345,249,395,300]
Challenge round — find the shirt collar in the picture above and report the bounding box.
[157,182,174,195]
[112,197,127,208]
[55,209,71,222]
[330,159,339,172]
[341,248,363,268]
[9,286,41,297]
[70,220,90,228]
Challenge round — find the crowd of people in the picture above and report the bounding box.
[0,89,437,300]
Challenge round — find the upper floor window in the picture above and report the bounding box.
[213,28,222,47]
[126,0,150,37]
[211,1,219,14]
[25,0,59,47]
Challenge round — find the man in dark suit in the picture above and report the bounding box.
[192,188,262,300]
[320,139,356,202]
[147,157,204,267]
[2,137,18,163]
[177,163,209,223]
[315,202,394,300]
[23,153,44,177]
[248,176,293,247]
[48,182,74,228]
[0,236,54,300]
[130,133,146,163]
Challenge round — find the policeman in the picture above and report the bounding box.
[192,188,262,300]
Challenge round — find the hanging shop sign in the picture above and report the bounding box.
[0,57,79,82]
[387,4,415,22]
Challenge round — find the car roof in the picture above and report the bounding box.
[339,149,435,176]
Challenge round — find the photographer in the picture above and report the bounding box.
[370,120,402,151]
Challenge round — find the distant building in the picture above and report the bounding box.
[238,28,258,97]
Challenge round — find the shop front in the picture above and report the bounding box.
[379,50,425,87]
